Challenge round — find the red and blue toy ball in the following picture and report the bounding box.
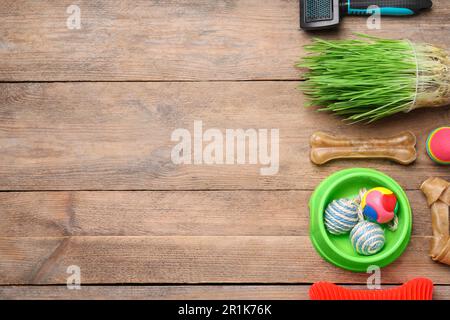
[361,187,398,224]
[426,127,450,165]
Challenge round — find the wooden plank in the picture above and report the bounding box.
[1,82,449,190]
[0,0,448,81]
[0,190,433,237]
[1,284,449,300]
[0,236,448,285]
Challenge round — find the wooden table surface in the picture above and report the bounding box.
[0,0,449,300]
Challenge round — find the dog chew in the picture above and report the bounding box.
[420,177,450,266]
[310,131,417,165]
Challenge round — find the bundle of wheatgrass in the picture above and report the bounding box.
[297,35,450,122]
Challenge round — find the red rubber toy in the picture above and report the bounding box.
[309,278,433,300]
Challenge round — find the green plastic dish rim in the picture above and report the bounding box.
[310,168,412,266]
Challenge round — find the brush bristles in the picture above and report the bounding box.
[297,35,449,123]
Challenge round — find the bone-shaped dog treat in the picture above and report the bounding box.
[310,131,417,165]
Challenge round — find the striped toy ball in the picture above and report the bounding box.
[350,221,385,256]
[426,127,450,165]
[324,199,359,235]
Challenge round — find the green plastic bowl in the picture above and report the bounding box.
[309,168,412,272]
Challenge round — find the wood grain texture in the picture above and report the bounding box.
[0,0,448,81]
[1,284,450,300]
[0,190,433,237]
[1,82,449,190]
[1,0,449,300]
[0,236,448,285]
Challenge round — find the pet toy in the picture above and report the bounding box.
[324,198,359,235]
[426,127,450,165]
[361,187,398,224]
[310,278,433,300]
[350,220,385,255]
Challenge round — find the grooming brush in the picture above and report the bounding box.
[297,35,450,122]
[310,278,434,300]
[300,0,432,30]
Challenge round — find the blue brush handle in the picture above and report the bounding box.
[346,0,432,15]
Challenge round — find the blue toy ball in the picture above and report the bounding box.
[324,199,359,235]
[350,221,385,256]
